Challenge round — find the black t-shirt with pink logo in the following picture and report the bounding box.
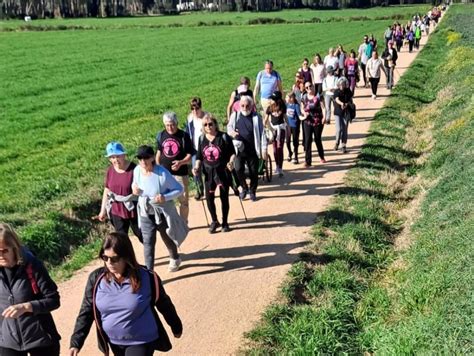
[156,129,193,176]
[196,132,234,189]
[197,132,234,169]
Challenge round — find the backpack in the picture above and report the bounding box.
[407,31,414,41]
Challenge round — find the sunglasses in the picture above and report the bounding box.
[204,123,214,127]
[305,85,312,89]
[0,248,10,254]
[101,255,121,263]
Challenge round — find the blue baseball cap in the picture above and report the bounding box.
[105,141,126,157]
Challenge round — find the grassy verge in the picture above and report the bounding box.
[244,4,473,354]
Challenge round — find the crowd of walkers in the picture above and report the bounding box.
[0,6,444,356]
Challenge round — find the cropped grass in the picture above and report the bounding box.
[0,7,423,273]
[245,4,473,354]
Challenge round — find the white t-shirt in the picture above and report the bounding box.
[187,113,205,151]
[358,43,369,64]
[310,63,325,84]
[324,55,339,70]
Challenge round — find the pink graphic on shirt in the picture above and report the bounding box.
[203,144,221,162]
[162,138,180,158]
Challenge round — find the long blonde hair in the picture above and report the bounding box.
[0,223,23,265]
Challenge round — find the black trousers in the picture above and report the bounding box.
[369,77,380,96]
[110,214,142,243]
[205,184,230,225]
[110,341,155,356]
[235,153,259,194]
[303,123,325,165]
[286,124,300,159]
[0,342,60,356]
[360,62,367,85]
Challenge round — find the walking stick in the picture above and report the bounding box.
[194,176,209,227]
[230,169,248,222]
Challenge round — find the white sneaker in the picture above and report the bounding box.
[274,168,280,175]
[168,258,181,272]
[372,94,376,99]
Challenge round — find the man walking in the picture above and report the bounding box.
[358,35,370,88]
[254,60,283,117]
[156,112,193,224]
[227,96,267,202]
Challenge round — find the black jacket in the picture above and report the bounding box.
[0,248,61,351]
[382,47,398,67]
[70,267,182,355]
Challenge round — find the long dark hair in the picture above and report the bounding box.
[99,232,141,292]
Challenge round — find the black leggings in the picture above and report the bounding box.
[0,342,60,356]
[110,341,154,356]
[206,184,230,225]
[111,214,142,243]
[303,123,325,165]
[369,77,380,96]
[286,124,300,159]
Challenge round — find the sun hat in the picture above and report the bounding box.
[136,145,155,159]
[105,141,126,157]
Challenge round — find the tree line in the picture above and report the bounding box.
[0,0,437,21]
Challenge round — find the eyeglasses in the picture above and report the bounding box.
[203,123,214,127]
[191,105,201,110]
[305,85,312,89]
[0,248,10,254]
[101,255,121,263]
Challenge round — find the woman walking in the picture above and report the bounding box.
[322,65,338,124]
[285,92,301,164]
[193,114,236,233]
[366,50,385,99]
[0,223,61,356]
[344,50,359,94]
[333,77,354,154]
[69,232,182,356]
[300,82,326,167]
[132,145,187,272]
[96,141,142,243]
[297,58,313,87]
[186,97,207,200]
[226,77,254,123]
[310,53,325,96]
[265,99,287,177]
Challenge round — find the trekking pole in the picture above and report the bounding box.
[194,176,209,227]
[230,169,248,222]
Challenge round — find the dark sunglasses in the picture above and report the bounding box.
[101,255,121,263]
[305,85,312,89]
[204,123,214,127]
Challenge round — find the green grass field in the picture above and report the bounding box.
[0,6,428,270]
[245,4,473,354]
[0,6,429,30]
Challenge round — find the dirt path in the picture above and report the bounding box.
[54,30,433,356]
